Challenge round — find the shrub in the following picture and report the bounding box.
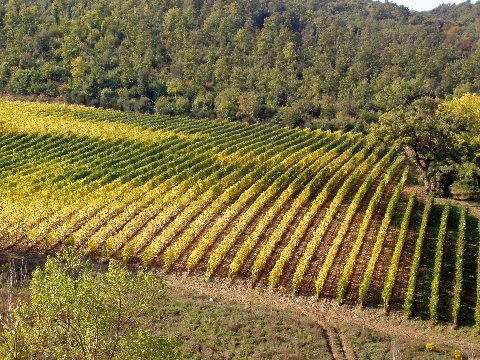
[0,250,179,359]
[215,88,240,120]
[100,87,117,108]
[155,96,174,115]
[192,92,215,117]
[8,68,35,95]
[237,91,263,120]
[173,96,192,115]
[0,62,10,87]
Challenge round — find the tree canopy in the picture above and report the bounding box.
[369,94,480,196]
[0,0,479,128]
[439,92,480,190]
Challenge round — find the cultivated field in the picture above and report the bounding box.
[0,100,479,327]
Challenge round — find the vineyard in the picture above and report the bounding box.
[1,100,480,327]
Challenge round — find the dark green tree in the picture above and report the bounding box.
[369,97,475,196]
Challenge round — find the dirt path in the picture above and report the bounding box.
[165,273,480,356]
[3,247,480,356]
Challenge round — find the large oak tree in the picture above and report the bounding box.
[369,96,477,196]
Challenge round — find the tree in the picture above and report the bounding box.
[214,88,240,120]
[0,250,179,360]
[237,91,263,120]
[369,97,475,196]
[438,92,480,191]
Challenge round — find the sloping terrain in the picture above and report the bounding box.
[0,100,478,327]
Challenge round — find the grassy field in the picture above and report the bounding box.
[0,253,471,359]
[0,99,479,328]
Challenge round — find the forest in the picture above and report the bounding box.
[0,0,479,130]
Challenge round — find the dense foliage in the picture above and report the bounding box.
[439,92,480,190]
[0,251,178,359]
[369,94,480,195]
[0,0,479,128]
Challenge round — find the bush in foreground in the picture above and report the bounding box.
[0,250,178,360]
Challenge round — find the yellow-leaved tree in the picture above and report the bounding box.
[439,93,480,191]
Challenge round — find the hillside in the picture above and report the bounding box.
[1,100,479,328]
[0,0,479,129]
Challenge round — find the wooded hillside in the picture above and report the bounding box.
[0,0,479,129]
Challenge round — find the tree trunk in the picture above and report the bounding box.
[424,177,434,194]
[409,147,432,194]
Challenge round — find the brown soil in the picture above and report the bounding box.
[165,273,480,355]
[168,203,223,273]
[365,195,407,305]
[233,197,295,280]
[298,161,385,298]
[344,175,400,303]
[212,195,275,279]
[320,177,379,298]
[187,195,256,275]
[148,199,215,268]
[390,199,423,309]
[132,204,183,258]
[261,202,314,289]
[300,201,352,295]
[2,247,480,357]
